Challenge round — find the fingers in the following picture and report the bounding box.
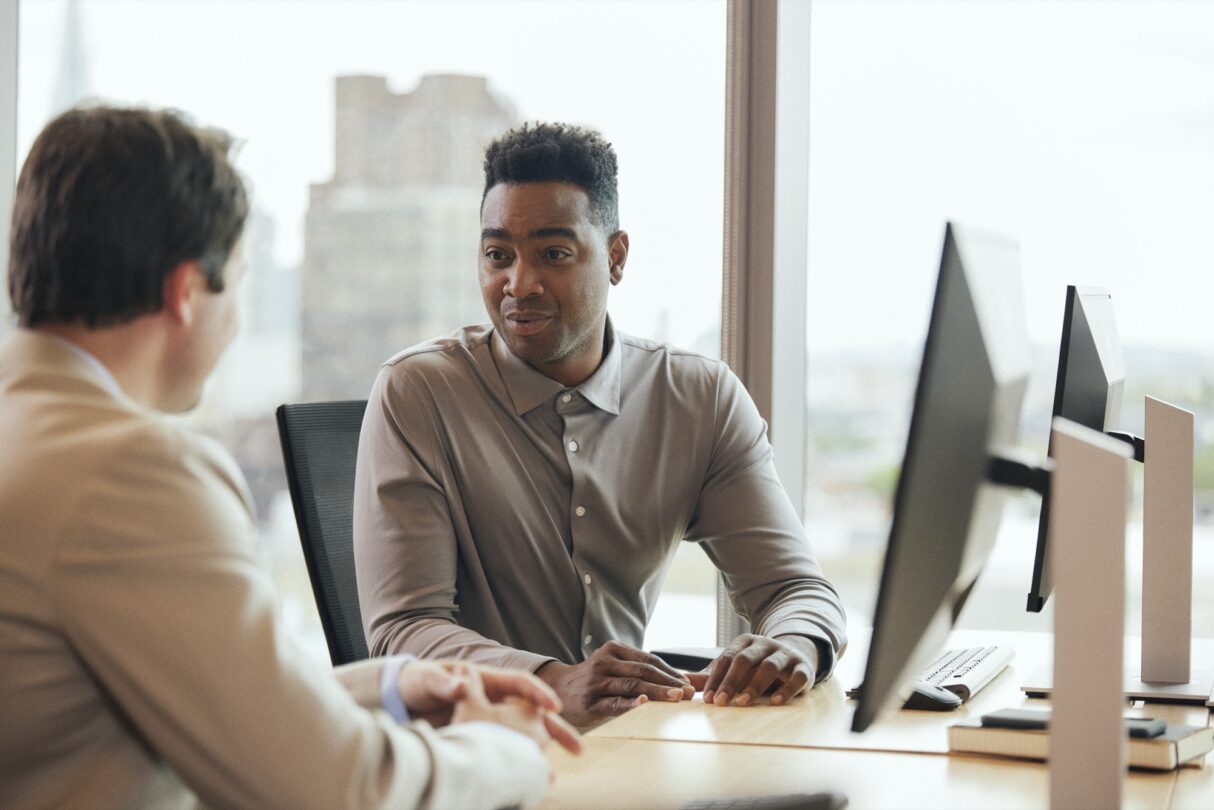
[701,638,749,704]
[587,694,647,719]
[397,660,465,717]
[603,641,695,685]
[769,667,811,706]
[601,659,694,701]
[597,641,694,694]
[476,667,564,714]
[684,671,710,692]
[732,652,788,707]
[701,635,814,707]
[454,663,489,707]
[582,643,693,703]
[708,647,766,706]
[542,709,583,754]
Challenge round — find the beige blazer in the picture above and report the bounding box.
[0,330,547,810]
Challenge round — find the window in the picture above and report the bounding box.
[16,0,725,659]
[807,0,1214,634]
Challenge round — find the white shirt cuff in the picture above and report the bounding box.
[379,654,414,724]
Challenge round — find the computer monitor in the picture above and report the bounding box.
[1026,286,1130,612]
[851,222,1034,733]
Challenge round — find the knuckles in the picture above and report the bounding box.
[600,640,626,656]
[755,658,781,678]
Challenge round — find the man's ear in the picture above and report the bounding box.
[162,261,203,326]
[608,230,629,286]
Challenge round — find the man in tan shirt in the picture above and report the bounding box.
[0,106,578,810]
[354,123,847,728]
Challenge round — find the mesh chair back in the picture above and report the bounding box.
[276,400,370,666]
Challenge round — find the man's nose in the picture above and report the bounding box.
[503,258,544,298]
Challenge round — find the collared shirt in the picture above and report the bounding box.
[353,321,847,677]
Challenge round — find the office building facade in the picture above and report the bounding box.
[301,73,517,401]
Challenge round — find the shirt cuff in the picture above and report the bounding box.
[774,632,837,683]
[380,654,414,724]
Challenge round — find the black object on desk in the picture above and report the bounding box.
[981,707,1167,738]
[901,681,963,711]
[651,647,721,671]
[682,790,848,810]
[845,680,963,712]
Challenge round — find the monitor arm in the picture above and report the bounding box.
[1105,430,1145,463]
[988,448,1052,496]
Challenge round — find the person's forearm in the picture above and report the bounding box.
[752,580,848,679]
[373,616,556,672]
[333,658,384,709]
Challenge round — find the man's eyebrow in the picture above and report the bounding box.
[480,226,580,242]
[528,226,579,241]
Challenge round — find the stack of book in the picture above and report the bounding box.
[949,709,1214,771]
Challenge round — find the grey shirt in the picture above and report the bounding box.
[354,321,846,677]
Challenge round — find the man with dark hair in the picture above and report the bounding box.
[0,106,578,810]
[355,122,846,728]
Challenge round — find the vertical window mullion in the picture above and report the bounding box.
[718,0,810,646]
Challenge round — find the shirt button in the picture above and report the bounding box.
[568,440,579,452]
[584,634,593,646]
[575,505,586,517]
[561,393,573,404]
[583,572,593,586]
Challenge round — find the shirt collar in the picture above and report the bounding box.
[39,332,124,399]
[576,319,622,416]
[490,317,622,417]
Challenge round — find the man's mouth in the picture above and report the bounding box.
[505,311,553,337]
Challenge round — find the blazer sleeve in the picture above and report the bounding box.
[51,423,549,810]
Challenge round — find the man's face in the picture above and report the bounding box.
[166,246,247,412]
[479,182,626,386]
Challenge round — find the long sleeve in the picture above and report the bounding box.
[686,365,848,680]
[354,365,556,672]
[52,424,549,810]
[350,325,848,677]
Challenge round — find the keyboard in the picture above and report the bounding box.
[920,645,1015,702]
[846,645,1015,706]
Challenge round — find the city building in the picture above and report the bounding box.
[301,73,517,401]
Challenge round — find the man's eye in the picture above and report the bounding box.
[544,248,570,261]
[485,249,509,262]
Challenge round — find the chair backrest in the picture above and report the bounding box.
[276,400,370,666]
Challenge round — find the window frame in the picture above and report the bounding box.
[718,0,811,644]
[0,0,814,650]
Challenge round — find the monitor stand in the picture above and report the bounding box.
[1048,418,1132,810]
[1141,397,1199,685]
[1020,666,1214,705]
[1021,397,1214,706]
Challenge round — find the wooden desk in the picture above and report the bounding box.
[542,630,1214,809]
[544,737,1181,809]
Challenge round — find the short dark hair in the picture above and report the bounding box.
[482,122,619,232]
[8,105,249,328]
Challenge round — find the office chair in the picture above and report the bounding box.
[276,400,370,667]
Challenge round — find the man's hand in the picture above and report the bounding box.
[397,659,579,753]
[700,634,819,707]
[536,640,697,728]
[448,665,583,754]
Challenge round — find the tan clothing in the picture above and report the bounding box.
[0,330,548,810]
[354,322,846,674]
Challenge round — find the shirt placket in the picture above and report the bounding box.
[557,389,601,660]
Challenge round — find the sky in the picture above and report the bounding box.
[15,0,1214,355]
[809,0,1214,354]
[17,0,727,349]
